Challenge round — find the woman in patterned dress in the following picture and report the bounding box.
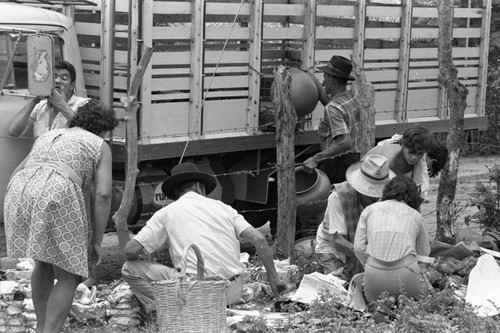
[4,100,118,333]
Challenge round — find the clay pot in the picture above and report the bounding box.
[271,68,320,117]
[295,167,331,217]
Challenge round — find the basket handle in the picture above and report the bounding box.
[180,243,205,280]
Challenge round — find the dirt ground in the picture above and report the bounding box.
[421,155,500,241]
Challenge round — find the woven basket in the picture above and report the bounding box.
[151,244,230,333]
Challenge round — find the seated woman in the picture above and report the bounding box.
[363,125,434,197]
[353,176,431,304]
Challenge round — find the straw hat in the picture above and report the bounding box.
[345,154,394,198]
[161,162,216,199]
[317,55,355,80]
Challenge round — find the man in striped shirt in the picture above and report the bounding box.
[303,55,362,184]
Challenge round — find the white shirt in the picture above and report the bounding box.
[315,190,347,262]
[26,95,89,138]
[134,191,251,278]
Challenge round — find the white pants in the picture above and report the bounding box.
[121,260,243,313]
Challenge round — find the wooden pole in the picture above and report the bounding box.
[272,66,297,262]
[435,0,468,243]
[112,47,154,250]
[351,55,375,156]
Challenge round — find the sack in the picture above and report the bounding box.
[151,244,230,333]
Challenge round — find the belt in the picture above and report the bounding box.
[229,274,240,282]
[25,159,82,188]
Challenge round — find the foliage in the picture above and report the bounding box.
[466,164,500,230]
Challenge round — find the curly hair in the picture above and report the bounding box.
[55,60,76,83]
[382,176,422,210]
[427,140,448,178]
[401,125,434,153]
[68,99,119,135]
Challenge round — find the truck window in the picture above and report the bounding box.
[0,32,62,90]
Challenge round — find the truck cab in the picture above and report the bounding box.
[0,3,86,219]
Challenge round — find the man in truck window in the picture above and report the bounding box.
[122,162,286,313]
[9,60,89,138]
[303,55,362,184]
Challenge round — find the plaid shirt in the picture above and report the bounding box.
[318,90,362,153]
[354,199,430,263]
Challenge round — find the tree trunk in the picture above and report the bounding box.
[436,1,468,243]
[273,65,297,262]
[112,47,154,250]
[351,55,376,156]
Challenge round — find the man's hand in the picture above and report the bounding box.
[48,88,67,111]
[269,277,287,298]
[303,155,319,173]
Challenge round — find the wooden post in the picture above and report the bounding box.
[435,0,468,243]
[351,55,375,156]
[272,66,297,262]
[112,47,154,250]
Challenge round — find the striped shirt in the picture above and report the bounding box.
[354,199,430,263]
[318,90,362,153]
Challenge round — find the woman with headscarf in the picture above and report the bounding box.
[4,100,118,333]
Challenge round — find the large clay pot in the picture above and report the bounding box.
[271,68,320,117]
[295,167,331,217]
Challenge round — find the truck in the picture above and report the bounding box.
[0,0,492,237]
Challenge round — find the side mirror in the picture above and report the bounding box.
[27,33,54,96]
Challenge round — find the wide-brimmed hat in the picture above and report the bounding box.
[345,154,394,198]
[317,55,355,80]
[161,162,217,199]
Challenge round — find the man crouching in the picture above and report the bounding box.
[122,162,286,312]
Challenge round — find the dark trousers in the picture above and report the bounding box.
[318,152,360,184]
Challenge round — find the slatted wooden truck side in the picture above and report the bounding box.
[0,0,492,237]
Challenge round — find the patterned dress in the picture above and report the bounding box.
[4,128,103,278]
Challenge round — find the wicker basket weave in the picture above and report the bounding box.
[151,244,230,333]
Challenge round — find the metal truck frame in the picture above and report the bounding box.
[0,0,492,232]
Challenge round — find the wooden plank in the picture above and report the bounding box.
[364,48,401,60]
[151,51,192,65]
[263,26,304,40]
[365,69,399,82]
[395,0,412,122]
[365,27,401,39]
[263,3,305,16]
[147,102,190,138]
[206,27,250,40]
[151,77,190,91]
[205,2,251,15]
[316,4,356,17]
[316,27,355,39]
[151,92,190,101]
[140,0,154,141]
[406,89,439,117]
[413,7,482,19]
[302,0,317,71]
[365,6,402,18]
[203,99,248,133]
[153,1,191,14]
[83,73,128,89]
[475,0,491,116]
[315,49,354,62]
[205,51,250,64]
[188,0,205,140]
[247,0,263,135]
[353,0,366,66]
